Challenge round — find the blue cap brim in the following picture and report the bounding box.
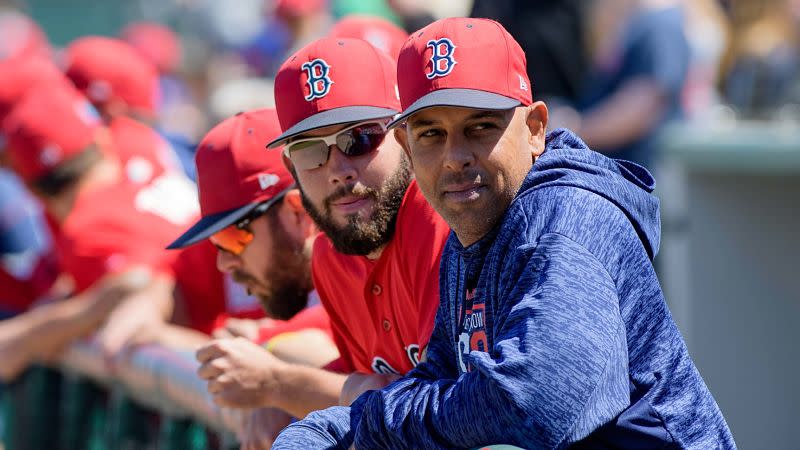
[266,105,398,149]
[387,88,521,129]
[166,202,258,250]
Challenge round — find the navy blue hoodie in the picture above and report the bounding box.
[273,129,735,449]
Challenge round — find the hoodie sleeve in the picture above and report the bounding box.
[271,296,458,449]
[351,232,631,449]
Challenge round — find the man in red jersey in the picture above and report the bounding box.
[0,83,234,379]
[63,36,184,184]
[170,108,342,448]
[194,37,450,434]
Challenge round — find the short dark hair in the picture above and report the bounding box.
[31,146,103,198]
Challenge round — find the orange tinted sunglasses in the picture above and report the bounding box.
[210,225,254,256]
[209,188,291,255]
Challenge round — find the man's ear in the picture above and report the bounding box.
[526,102,549,158]
[393,127,413,168]
[284,188,304,215]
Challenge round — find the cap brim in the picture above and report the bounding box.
[266,105,398,149]
[387,89,521,129]
[166,202,258,250]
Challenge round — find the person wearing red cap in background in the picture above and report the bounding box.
[167,108,340,447]
[274,0,333,55]
[0,10,51,61]
[63,36,187,184]
[121,22,182,75]
[0,83,227,380]
[0,57,74,316]
[191,36,450,441]
[274,17,734,450]
[328,14,408,61]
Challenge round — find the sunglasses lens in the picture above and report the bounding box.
[210,225,253,255]
[288,140,330,170]
[336,123,386,157]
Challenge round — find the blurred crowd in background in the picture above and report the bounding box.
[0,0,797,444]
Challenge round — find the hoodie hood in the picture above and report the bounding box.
[519,128,661,259]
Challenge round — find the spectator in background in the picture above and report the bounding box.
[274,0,333,55]
[681,0,730,119]
[718,0,800,118]
[1,81,297,358]
[470,0,589,104]
[0,9,50,61]
[0,57,73,317]
[63,36,191,181]
[121,21,205,175]
[554,0,690,171]
[0,168,60,318]
[0,84,199,379]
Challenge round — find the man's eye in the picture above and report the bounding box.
[472,122,497,131]
[418,129,441,139]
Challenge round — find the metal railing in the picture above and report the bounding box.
[2,338,245,450]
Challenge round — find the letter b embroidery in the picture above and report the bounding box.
[426,38,457,79]
[302,59,334,101]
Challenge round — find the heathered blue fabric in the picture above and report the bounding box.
[273,129,736,449]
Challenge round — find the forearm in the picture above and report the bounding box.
[272,363,347,418]
[268,329,340,368]
[272,406,354,450]
[579,78,667,152]
[22,295,108,355]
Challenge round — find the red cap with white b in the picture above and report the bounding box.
[390,17,532,127]
[168,109,294,249]
[267,37,400,148]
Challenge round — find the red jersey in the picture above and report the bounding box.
[311,180,450,375]
[54,172,262,333]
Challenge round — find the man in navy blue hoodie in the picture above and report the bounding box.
[273,18,736,449]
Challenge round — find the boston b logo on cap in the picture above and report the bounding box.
[302,58,334,101]
[426,38,457,79]
[268,37,401,148]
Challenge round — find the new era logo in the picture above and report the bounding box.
[519,74,528,91]
[258,173,280,190]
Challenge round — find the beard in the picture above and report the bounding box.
[300,156,412,256]
[232,212,313,320]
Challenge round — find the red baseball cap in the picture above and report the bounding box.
[167,109,294,249]
[390,18,532,127]
[329,15,408,61]
[121,22,181,74]
[3,84,102,182]
[0,56,69,125]
[64,36,160,116]
[274,0,326,20]
[268,37,400,148]
[0,11,51,61]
